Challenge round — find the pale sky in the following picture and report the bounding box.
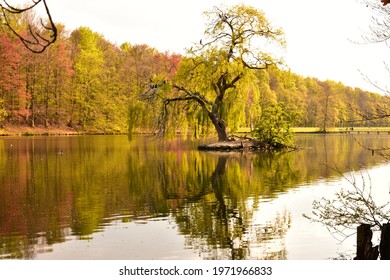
[13,0,390,93]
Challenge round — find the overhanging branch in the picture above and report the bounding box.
[1,0,57,53]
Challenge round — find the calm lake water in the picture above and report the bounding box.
[0,134,390,260]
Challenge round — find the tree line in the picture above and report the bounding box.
[1,11,389,135]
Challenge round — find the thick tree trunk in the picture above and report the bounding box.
[209,112,229,142]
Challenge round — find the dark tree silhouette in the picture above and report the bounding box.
[0,0,56,53]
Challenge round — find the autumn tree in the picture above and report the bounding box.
[38,24,73,127]
[0,32,26,124]
[51,28,73,126]
[144,5,285,141]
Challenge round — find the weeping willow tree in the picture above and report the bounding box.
[143,5,285,141]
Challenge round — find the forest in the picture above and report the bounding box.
[1,11,390,136]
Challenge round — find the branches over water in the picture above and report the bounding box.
[304,169,390,242]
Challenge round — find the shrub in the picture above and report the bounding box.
[252,103,297,148]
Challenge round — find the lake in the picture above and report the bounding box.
[0,134,389,260]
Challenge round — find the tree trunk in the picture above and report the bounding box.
[323,92,329,133]
[209,112,229,142]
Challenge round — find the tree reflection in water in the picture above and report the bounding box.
[166,154,293,260]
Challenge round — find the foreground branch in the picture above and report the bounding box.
[304,169,390,241]
[1,0,57,53]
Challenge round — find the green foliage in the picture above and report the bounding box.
[203,5,286,63]
[149,5,286,141]
[252,103,298,148]
[71,27,105,128]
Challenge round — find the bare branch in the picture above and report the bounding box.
[358,0,390,43]
[2,0,41,13]
[1,0,57,53]
[304,168,390,241]
[355,136,390,159]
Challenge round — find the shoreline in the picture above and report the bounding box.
[2,125,390,137]
[0,125,126,137]
[0,127,78,137]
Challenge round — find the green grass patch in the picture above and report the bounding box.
[236,127,390,134]
[294,127,390,133]
[291,127,321,133]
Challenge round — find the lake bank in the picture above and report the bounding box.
[2,125,390,137]
[237,127,390,134]
[0,125,79,136]
[0,125,128,136]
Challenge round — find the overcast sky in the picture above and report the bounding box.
[19,0,390,93]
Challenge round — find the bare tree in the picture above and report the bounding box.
[0,0,57,53]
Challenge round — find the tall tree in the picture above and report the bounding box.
[122,44,181,136]
[40,25,73,127]
[144,5,285,141]
[70,27,104,128]
[0,32,26,124]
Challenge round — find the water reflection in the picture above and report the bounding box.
[0,134,389,259]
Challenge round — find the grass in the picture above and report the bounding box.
[292,127,390,133]
[236,127,390,134]
[291,127,321,133]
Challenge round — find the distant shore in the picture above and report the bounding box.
[2,125,390,137]
[0,125,80,136]
[238,127,390,135]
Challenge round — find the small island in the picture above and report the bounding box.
[198,139,271,151]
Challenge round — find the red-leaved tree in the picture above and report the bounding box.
[0,33,28,124]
